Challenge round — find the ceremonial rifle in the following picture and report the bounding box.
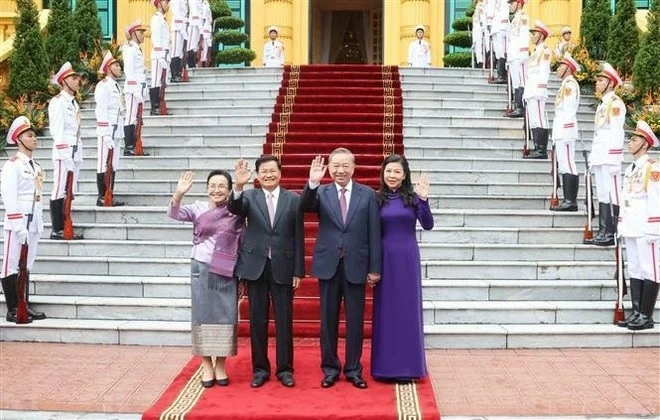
[104,115,121,206]
[135,102,144,156]
[159,67,168,116]
[504,64,512,115]
[550,141,560,208]
[182,39,190,82]
[612,198,626,324]
[522,101,530,157]
[15,186,38,324]
[63,171,75,240]
[582,150,595,241]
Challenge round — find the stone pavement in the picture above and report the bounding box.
[0,342,658,418]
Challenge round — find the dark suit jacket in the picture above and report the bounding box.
[300,181,381,283]
[227,187,304,284]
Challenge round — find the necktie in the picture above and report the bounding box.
[272,41,275,46]
[28,159,34,170]
[632,163,636,171]
[339,188,348,225]
[419,40,421,45]
[267,193,275,227]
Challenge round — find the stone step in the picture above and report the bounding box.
[1,318,654,348]
[420,227,590,245]
[423,324,658,349]
[1,208,595,228]
[424,260,615,280]
[1,294,653,326]
[421,301,660,325]
[24,274,617,302]
[0,238,610,262]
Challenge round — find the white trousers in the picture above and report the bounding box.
[624,236,660,283]
[508,59,526,89]
[96,136,122,173]
[526,98,548,129]
[492,32,506,59]
[50,160,81,200]
[1,230,39,278]
[592,164,621,205]
[187,25,201,52]
[555,139,577,175]
[125,93,144,126]
[151,59,169,88]
[172,30,186,59]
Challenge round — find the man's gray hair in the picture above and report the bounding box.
[328,147,355,163]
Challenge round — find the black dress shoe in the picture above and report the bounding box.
[250,375,269,388]
[321,375,338,388]
[201,379,215,388]
[50,230,84,240]
[27,307,46,320]
[346,375,368,389]
[216,377,229,386]
[277,373,295,387]
[6,310,32,323]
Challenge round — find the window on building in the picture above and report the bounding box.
[43,0,116,40]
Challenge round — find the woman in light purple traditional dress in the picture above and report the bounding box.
[168,170,244,388]
[371,154,433,383]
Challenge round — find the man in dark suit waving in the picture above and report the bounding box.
[228,155,304,388]
[301,148,382,389]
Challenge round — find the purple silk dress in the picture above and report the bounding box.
[371,192,434,381]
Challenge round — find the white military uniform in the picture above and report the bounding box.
[171,0,188,60]
[151,10,171,88]
[524,40,552,129]
[408,39,431,67]
[263,39,284,67]
[94,77,125,173]
[486,0,508,59]
[590,90,626,204]
[506,9,530,89]
[187,0,202,53]
[122,39,146,125]
[472,1,486,65]
[1,152,44,278]
[620,154,660,282]
[552,74,580,175]
[49,90,83,200]
[200,0,212,61]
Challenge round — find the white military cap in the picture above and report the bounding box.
[632,120,659,148]
[597,62,623,87]
[51,61,80,86]
[6,116,33,145]
[99,51,119,74]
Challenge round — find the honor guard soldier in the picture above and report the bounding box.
[48,62,84,240]
[585,63,625,246]
[554,26,573,57]
[200,0,212,66]
[263,26,285,67]
[486,0,508,83]
[407,25,431,67]
[523,21,552,159]
[122,20,147,156]
[505,0,530,118]
[151,0,171,115]
[617,120,660,330]
[186,0,202,68]
[94,51,126,207]
[550,53,581,212]
[472,0,486,67]
[1,117,47,323]
[170,0,188,81]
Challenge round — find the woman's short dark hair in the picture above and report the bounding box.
[207,170,233,190]
[255,154,282,172]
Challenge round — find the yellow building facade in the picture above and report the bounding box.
[0,0,652,91]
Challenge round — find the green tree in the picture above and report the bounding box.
[213,0,255,65]
[44,0,79,72]
[73,0,103,54]
[8,0,49,99]
[580,0,612,60]
[606,0,639,78]
[443,1,475,67]
[633,0,660,102]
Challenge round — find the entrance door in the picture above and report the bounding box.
[309,0,382,64]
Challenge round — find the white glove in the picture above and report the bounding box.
[103,136,114,150]
[63,157,75,172]
[15,227,28,245]
[647,235,660,244]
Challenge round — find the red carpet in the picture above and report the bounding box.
[142,340,440,420]
[238,65,404,339]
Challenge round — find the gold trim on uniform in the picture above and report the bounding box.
[395,381,423,419]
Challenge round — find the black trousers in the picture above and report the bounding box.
[248,260,294,378]
[319,259,366,378]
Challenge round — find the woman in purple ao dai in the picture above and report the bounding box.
[371,154,433,383]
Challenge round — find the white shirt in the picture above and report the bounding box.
[263,186,280,224]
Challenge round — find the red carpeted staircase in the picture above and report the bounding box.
[238,64,404,338]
